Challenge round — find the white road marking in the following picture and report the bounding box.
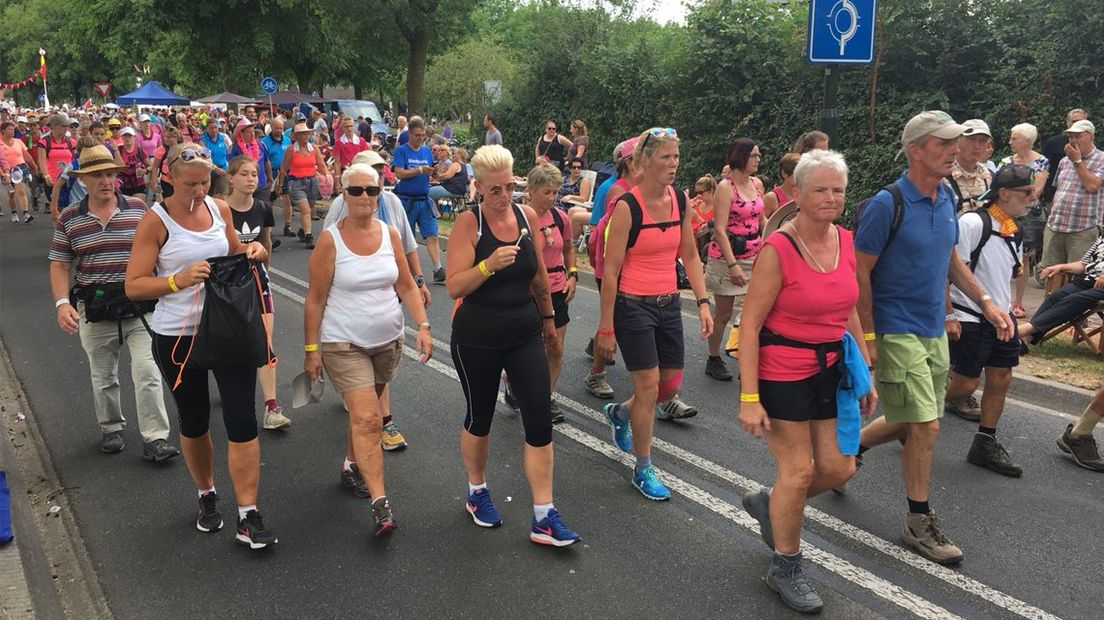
[271,273,1061,620]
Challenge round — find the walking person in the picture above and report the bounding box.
[304,163,432,536]
[737,149,875,613]
[48,145,178,461]
[275,122,328,249]
[446,145,581,546]
[392,116,446,282]
[595,128,713,501]
[125,143,277,550]
[2,121,37,223]
[852,111,1012,565]
[1057,386,1104,472]
[704,137,765,380]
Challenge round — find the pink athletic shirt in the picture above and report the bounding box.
[618,186,682,296]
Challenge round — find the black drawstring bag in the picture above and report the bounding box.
[189,254,271,369]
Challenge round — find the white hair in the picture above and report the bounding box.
[341,163,379,189]
[1010,123,1038,147]
[793,149,849,189]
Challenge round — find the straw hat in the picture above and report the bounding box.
[70,145,126,176]
[291,122,311,135]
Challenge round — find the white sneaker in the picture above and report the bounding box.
[10,213,18,223]
[656,395,698,420]
[262,406,291,430]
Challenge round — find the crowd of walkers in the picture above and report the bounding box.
[22,93,1104,614]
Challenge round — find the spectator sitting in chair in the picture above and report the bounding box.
[428,143,468,206]
[555,158,591,211]
[1018,231,1104,345]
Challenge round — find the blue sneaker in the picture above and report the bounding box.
[529,508,581,547]
[602,403,633,453]
[466,488,502,528]
[632,465,671,501]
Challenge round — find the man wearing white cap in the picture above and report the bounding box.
[852,111,1012,566]
[1042,119,1104,293]
[948,119,994,213]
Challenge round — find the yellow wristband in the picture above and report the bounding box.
[863,332,876,341]
[304,344,319,352]
[739,393,760,403]
[477,260,494,278]
[167,274,180,293]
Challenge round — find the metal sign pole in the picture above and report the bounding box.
[820,66,840,148]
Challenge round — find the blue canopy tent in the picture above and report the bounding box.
[116,81,190,106]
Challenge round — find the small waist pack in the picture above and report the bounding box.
[74,282,156,323]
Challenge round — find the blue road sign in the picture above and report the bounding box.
[807,0,877,64]
[261,76,278,95]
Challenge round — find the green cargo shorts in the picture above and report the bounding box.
[875,333,949,424]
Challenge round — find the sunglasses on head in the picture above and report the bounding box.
[168,146,211,167]
[346,185,381,197]
[487,182,518,196]
[641,127,678,150]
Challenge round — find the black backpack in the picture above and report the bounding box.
[619,187,688,249]
[851,182,905,253]
[962,208,1022,277]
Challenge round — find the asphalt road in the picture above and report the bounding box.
[1,217,1101,619]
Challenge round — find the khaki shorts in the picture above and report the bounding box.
[1042,226,1098,268]
[321,338,402,394]
[875,333,949,424]
[705,257,752,298]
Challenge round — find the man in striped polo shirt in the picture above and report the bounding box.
[48,145,178,461]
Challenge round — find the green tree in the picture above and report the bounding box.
[423,38,518,125]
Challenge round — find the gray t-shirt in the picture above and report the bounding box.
[485,128,503,146]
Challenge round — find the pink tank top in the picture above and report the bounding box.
[771,186,790,206]
[539,209,569,293]
[619,186,682,296]
[707,178,763,261]
[759,226,858,381]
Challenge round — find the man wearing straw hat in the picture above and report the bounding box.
[48,144,178,461]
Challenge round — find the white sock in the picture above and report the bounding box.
[468,481,487,494]
[197,486,216,498]
[237,504,257,520]
[343,458,355,472]
[432,259,442,270]
[534,502,554,521]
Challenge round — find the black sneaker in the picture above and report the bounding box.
[283,225,295,238]
[372,497,397,537]
[304,233,315,249]
[341,464,370,498]
[705,356,733,381]
[100,431,125,454]
[297,228,306,241]
[551,400,565,424]
[236,509,278,549]
[433,267,446,284]
[966,433,1023,477]
[142,439,180,462]
[271,238,281,249]
[196,491,223,533]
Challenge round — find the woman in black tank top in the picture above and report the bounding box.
[534,120,571,171]
[445,145,580,546]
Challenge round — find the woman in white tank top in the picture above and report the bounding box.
[303,163,432,537]
[124,143,276,550]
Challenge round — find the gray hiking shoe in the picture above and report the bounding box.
[142,438,180,462]
[585,371,615,399]
[340,464,370,498]
[966,433,1023,477]
[902,510,963,565]
[945,396,981,422]
[1057,424,1104,472]
[767,552,823,614]
[100,431,125,454]
[656,395,697,420]
[705,355,733,381]
[741,489,774,550]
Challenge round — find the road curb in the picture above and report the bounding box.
[0,337,111,619]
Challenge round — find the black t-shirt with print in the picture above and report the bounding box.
[231,198,275,244]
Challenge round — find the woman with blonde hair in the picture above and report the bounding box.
[446,145,581,546]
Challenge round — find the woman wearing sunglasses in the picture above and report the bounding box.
[534,120,572,172]
[446,145,581,547]
[596,128,713,501]
[303,163,432,538]
[555,158,591,211]
[125,143,275,550]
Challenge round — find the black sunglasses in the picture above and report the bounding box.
[346,185,381,197]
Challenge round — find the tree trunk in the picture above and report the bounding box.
[405,26,429,115]
[353,83,363,99]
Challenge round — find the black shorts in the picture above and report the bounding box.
[614,295,683,371]
[551,291,570,328]
[949,319,1020,378]
[760,362,841,422]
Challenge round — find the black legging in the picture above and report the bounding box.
[1029,278,1104,341]
[451,337,553,447]
[152,334,258,442]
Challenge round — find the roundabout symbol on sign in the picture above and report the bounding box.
[828,0,860,55]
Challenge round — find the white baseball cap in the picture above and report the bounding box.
[960,119,992,138]
[138,113,151,122]
[119,126,136,136]
[1065,119,1096,134]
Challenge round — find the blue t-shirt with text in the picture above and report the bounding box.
[392,144,433,197]
[853,173,959,338]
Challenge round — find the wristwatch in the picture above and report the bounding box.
[414,274,426,287]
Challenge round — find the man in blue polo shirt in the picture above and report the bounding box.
[262,117,293,237]
[851,111,1013,566]
[392,116,445,282]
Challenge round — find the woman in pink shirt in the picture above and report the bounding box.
[595,128,712,501]
[736,149,876,613]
